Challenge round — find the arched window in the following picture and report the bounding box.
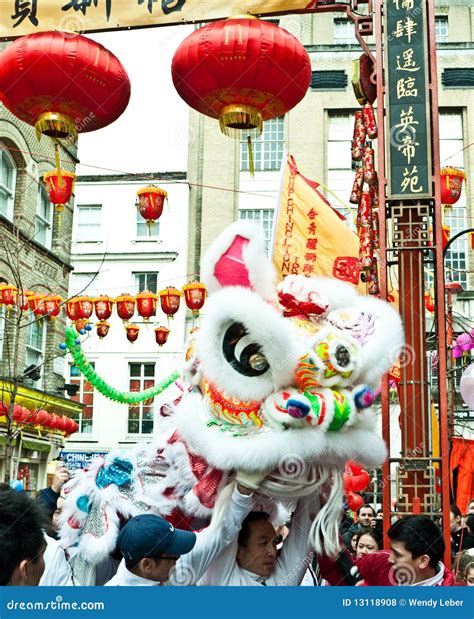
[36,183,53,249]
[0,143,17,221]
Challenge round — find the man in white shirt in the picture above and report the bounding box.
[39,534,74,586]
[197,490,319,586]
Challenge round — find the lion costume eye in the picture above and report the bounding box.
[222,322,270,377]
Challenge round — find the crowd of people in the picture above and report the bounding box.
[1,463,473,588]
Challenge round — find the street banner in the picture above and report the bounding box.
[2,1,322,39]
[272,155,367,294]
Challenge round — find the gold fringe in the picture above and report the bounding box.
[219,104,263,138]
[35,112,77,142]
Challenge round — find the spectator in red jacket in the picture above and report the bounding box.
[320,515,457,586]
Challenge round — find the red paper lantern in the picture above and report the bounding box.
[172,17,311,138]
[125,324,140,343]
[115,293,136,322]
[66,299,79,321]
[182,282,206,317]
[17,289,33,311]
[136,186,167,232]
[155,326,170,347]
[48,413,62,430]
[136,290,157,320]
[159,287,181,320]
[440,167,465,208]
[13,405,29,423]
[35,410,51,426]
[75,319,88,333]
[43,170,76,214]
[43,294,62,319]
[75,296,94,320]
[425,292,435,313]
[69,419,79,434]
[0,31,130,143]
[28,293,46,317]
[94,296,113,321]
[96,320,111,339]
[0,284,17,307]
[347,491,365,512]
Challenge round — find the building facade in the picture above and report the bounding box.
[64,173,189,459]
[0,97,82,490]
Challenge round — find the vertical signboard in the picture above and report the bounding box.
[385,0,432,199]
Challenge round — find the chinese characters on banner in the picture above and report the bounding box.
[272,156,367,294]
[4,1,318,38]
[385,0,432,198]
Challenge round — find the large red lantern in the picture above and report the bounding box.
[66,299,79,322]
[136,186,167,233]
[94,295,113,321]
[0,284,17,307]
[43,170,76,215]
[159,287,181,320]
[75,296,94,320]
[440,167,465,208]
[35,409,51,427]
[172,17,310,140]
[115,293,136,322]
[96,321,110,339]
[0,31,130,144]
[155,326,170,347]
[182,282,206,317]
[136,290,157,320]
[28,293,46,318]
[125,324,140,343]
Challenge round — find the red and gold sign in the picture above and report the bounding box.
[94,295,113,321]
[136,290,157,320]
[136,186,167,231]
[125,324,140,343]
[43,170,76,213]
[96,320,110,339]
[440,167,465,208]
[115,293,135,322]
[155,326,170,346]
[159,287,181,320]
[172,17,311,139]
[0,31,130,143]
[182,282,206,317]
[0,284,17,307]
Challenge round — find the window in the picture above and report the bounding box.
[26,320,46,389]
[334,18,357,45]
[240,116,285,172]
[133,272,158,294]
[327,113,358,228]
[35,184,53,248]
[0,146,17,221]
[71,272,99,297]
[76,205,101,241]
[442,69,474,89]
[239,209,275,255]
[136,207,160,238]
[311,71,348,90]
[439,111,467,288]
[435,16,448,43]
[128,363,155,435]
[69,363,95,434]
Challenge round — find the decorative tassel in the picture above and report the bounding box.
[247,136,255,177]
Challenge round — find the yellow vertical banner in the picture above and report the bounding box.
[272,155,367,294]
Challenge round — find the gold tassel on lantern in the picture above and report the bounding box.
[247,136,255,177]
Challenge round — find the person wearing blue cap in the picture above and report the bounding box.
[106,513,197,585]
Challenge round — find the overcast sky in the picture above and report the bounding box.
[76,24,193,177]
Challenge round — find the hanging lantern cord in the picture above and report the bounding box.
[247,135,255,177]
[53,141,64,187]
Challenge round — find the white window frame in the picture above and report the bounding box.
[127,362,156,436]
[133,272,159,294]
[239,209,275,255]
[435,16,448,43]
[0,145,17,221]
[75,205,102,242]
[136,207,160,238]
[240,116,285,172]
[333,18,357,45]
[35,183,53,249]
[69,362,95,434]
[26,320,46,389]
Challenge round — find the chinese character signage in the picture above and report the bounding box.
[272,156,367,294]
[3,1,322,38]
[385,0,432,199]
